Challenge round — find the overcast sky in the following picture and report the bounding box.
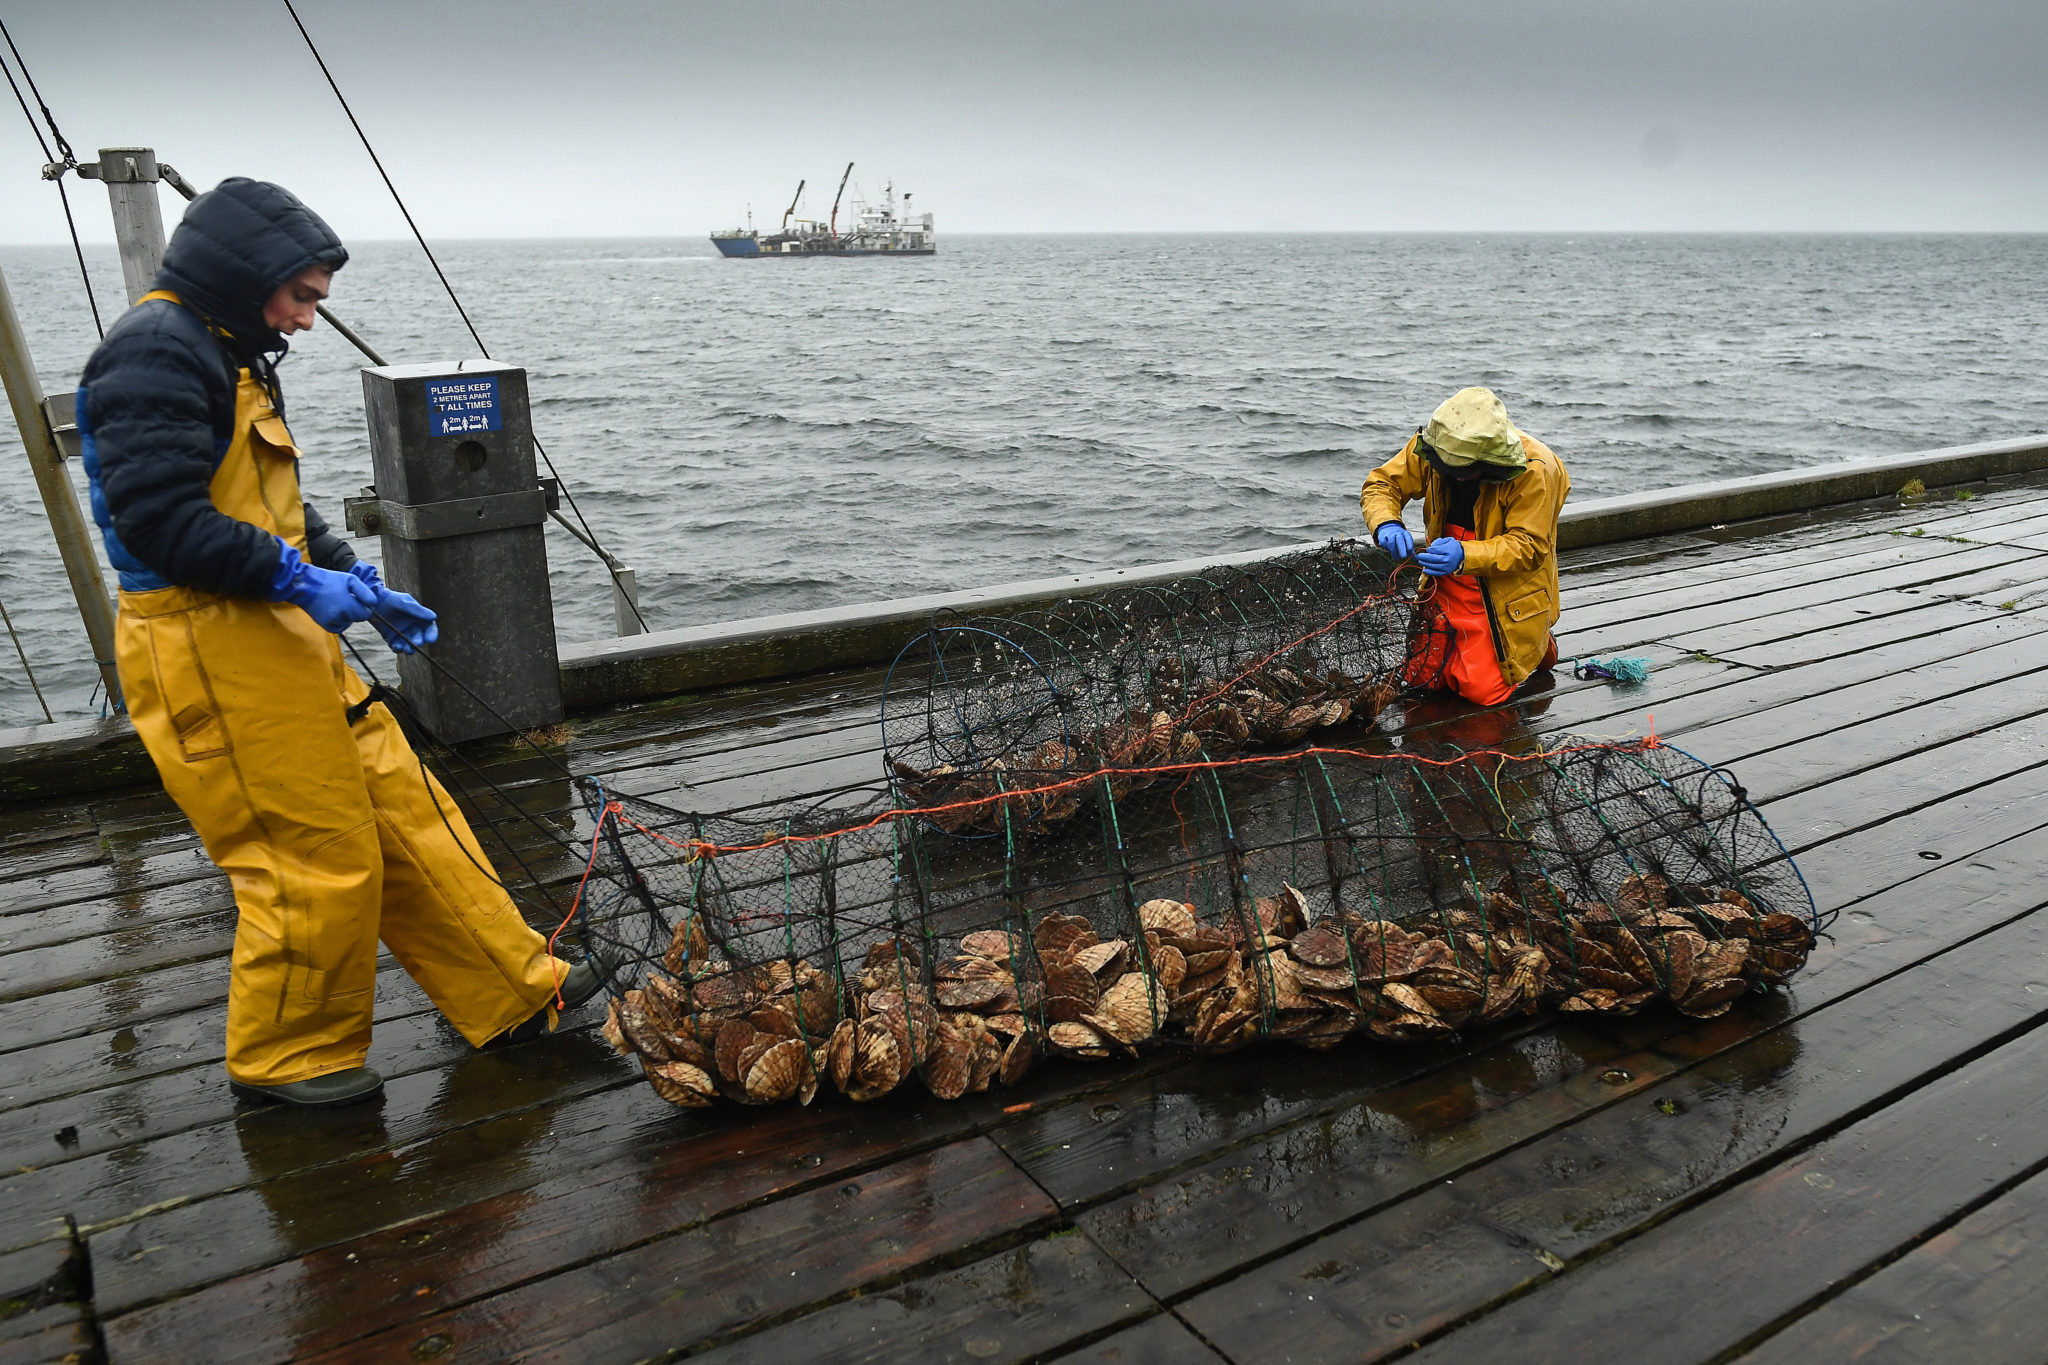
[4,0,2045,242]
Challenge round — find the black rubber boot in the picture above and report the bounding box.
[229,1066,385,1109]
[489,951,615,1047]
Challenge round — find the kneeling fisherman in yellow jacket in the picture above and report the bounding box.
[77,179,603,1108]
[1361,388,1570,706]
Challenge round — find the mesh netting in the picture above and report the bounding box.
[879,540,1437,834]
[575,736,1822,1109]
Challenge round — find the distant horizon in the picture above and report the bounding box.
[10,227,2048,252]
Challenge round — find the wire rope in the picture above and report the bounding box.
[0,21,102,337]
[279,0,650,633]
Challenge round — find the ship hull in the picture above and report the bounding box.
[712,235,761,257]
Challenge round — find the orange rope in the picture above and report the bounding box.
[549,798,622,1008]
[657,732,1661,865]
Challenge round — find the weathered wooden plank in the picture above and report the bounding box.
[0,1019,623,1252]
[276,1138,1055,1365]
[1085,806,2048,1302]
[1764,720,2048,868]
[680,1233,1158,1365]
[1562,533,2002,631]
[1731,1165,2048,1365]
[1563,548,2042,657]
[1046,1312,1228,1362]
[85,1057,1164,1354]
[0,1317,95,1365]
[1075,1023,1677,1297]
[1395,1027,2048,1365]
[1172,876,2048,1362]
[1647,588,2007,661]
[0,879,233,962]
[0,960,432,1128]
[0,845,217,922]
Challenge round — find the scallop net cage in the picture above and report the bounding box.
[878,539,1442,835]
[574,734,1823,1110]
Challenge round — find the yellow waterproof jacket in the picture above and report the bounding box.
[1360,433,1571,690]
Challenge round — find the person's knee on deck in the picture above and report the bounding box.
[1360,387,1570,707]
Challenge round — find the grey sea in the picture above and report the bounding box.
[2,232,2045,728]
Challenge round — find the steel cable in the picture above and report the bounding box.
[279,0,650,633]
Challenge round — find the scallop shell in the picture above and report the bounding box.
[744,1038,808,1104]
[601,998,633,1057]
[999,1027,1038,1086]
[922,1022,975,1100]
[961,929,1022,961]
[1047,1020,1112,1057]
[825,1018,856,1092]
[1075,939,1129,979]
[714,1017,757,1083]
[1035,913,1100,957]
[643,1058,717,1108]
[1082,971,1172,1045]
[1138,899,1198,937]
[1289,923,1351,968]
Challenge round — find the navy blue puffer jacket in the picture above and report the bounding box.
[77,178,357,595]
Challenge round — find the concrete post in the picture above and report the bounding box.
[91,148,167,305]
[356,360,563,743]
[0,266,122,708]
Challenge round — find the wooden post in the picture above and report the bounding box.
[0,265,123,709]
[90,147,167,305]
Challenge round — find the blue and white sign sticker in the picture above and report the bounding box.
[424,376,502,437]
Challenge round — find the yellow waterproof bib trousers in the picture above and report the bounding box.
[114,291,567,1085]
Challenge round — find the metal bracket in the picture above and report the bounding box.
[76,149,159,184]
[42,392,80,461]
[344,487,552,541]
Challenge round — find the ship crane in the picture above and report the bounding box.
[828,161,854,239]
[780,179,805,233]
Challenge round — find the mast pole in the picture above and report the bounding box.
[0,265,122,708]
[79,147,168,304]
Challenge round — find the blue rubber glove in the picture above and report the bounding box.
[1374,522,1415,559]
[268,539,376,633]
[1417,536,1466,577]
[348,562,440,654]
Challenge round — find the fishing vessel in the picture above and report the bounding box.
[712,162,935,257]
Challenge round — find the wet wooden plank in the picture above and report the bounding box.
[1562,532,2003,630]
[1085,810,2048,1302]
[681,1233,1157,1365]
[1732,1165,2048,1365]
[1074,1022,1675,1298]
[0,845,216,922]
[1647,588,2005,661]
[87,1058,1161,1356]
[0,1021,624,1252]
[277,1138,1055,1365]
[1046,1313,1227,1363]
[1396,1027,2048,1365]
[1172,877,2048,1362]
[1764,722,2048,873]
[1563,550,2043,658]
[0,961,431,1132]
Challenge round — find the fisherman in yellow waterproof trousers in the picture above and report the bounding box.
[76,178,606,1108]
[1362,387,1571,706]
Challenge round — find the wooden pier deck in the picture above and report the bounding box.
[9,472,2048,1364]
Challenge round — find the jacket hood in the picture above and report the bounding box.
[151,177,347,360]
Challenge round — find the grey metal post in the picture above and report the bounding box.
[354,360,563,743]
[89,148,167,305]
[0,265,122,708]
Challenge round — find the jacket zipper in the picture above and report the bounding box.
[1477,578,1509,663]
